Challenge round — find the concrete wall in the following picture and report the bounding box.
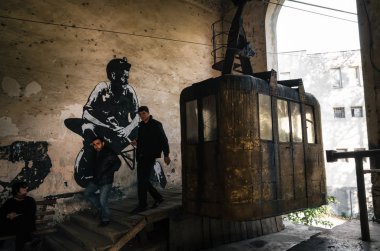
[0,0,298,223]
[0,0,221,209]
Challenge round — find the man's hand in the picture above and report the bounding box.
[116,126,133,138]
[131,140,137,147]
[6,212,21,220]
[164,156,171,165]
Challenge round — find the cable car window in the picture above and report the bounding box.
[277,99,290,142]
[258,94,273,140]
[305,105,316,144]
[186,100,198,143]
[290,102,302,142]
[202,95,217,141]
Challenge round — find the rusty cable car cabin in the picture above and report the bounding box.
[180,71,326,220]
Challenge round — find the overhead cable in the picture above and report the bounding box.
[287,0,357,15]
[264,0,358,23]
[0,15,212,47]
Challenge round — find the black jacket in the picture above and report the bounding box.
[93,147,121,185]
[0,196,36,232]
[137,116,169,160]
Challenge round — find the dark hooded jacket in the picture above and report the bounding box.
[93,146,121,185]
[136,116,169,160]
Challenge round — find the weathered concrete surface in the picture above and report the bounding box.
[206,221,323,251]
[289,220,380,251]
[0,0,286,221]
[208,220,380,251]
[0,0,221,214]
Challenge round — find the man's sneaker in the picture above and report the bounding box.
[151,198,164,209]
[98,221,110,227]
[130,205,147,214]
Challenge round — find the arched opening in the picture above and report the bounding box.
[266,0,372,222]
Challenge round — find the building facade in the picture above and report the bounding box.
[278,50,371,217]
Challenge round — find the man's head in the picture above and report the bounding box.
[106,57,131,85]
[138,106,150,123]
[91,137,105,152]
[12,181,28,197]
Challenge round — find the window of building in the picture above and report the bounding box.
[330,68,342,88]
[202,95,217,141]
[290,102,302,142]
[305,105,316,144]
[351,106,363,118]
[279,72,291,80]
[348,66,361,86]
[277,99,290,142]
[336,148,348,162]
[333,107,345,118]
[259,94,273,140]
[185,100,198,143]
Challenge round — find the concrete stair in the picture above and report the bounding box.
[43,210,131,251]
[42,189,182,250]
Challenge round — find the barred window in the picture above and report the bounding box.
[351,106,363,118]
[333,107,345,118]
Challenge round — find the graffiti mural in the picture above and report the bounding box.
[65,57,139,188]
[0,141,52,203]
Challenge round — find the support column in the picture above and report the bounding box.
[356,0,380,219]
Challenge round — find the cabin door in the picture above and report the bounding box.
[277,100,306,207]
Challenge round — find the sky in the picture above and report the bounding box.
[276,0,360,53]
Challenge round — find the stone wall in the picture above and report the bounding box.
[0,0,221,208]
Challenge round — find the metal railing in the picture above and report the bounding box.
[211,19,230,67]
[326,149,380,241]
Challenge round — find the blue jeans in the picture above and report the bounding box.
[84,182,112,222]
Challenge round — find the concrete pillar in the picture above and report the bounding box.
[356,0,380,219]
[243,0,283,72]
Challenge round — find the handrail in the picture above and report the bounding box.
[326,149,380,241]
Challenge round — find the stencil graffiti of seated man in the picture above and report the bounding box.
[65,57,139,187]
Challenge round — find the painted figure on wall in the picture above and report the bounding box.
[65,57,139,188]
[0,141,52,203]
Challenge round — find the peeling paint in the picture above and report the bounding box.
[24,81,42,97]
[0,117,19,136]
[1,76,21,97]
[60,104,83,120]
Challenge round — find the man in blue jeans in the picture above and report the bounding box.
[84,137,121,227]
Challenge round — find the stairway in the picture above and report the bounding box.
[43,189,182,251]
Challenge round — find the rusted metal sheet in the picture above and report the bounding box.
[180,73,326,220]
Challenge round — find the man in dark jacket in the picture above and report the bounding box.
[131,106,170,213]
[84,137,121,227]
[0,181,36,251]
